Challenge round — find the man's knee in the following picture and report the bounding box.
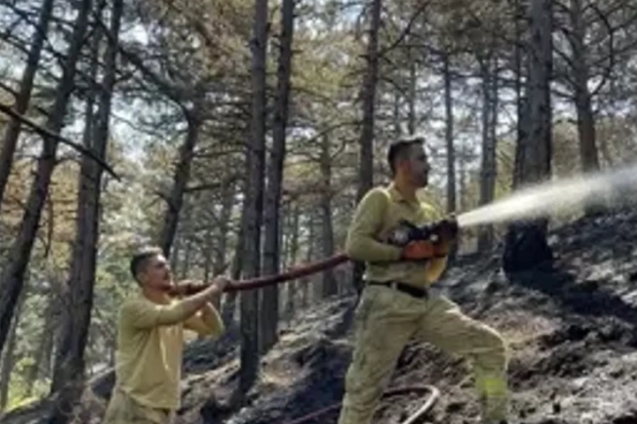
[475,323,509,370]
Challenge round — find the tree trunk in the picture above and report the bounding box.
[320,136,337,298]
[478,56,497,251]
[26,297,56,397]
[0,283,27,411]
[0,0,54,205]
[0,0,92,356]
[503,0,554,274]
[353,0,383,295]
[48,0,121,421]
[260,0,295,354]
[32,285,60,396]
[443,51,456,214]
[569,0,599,174]
[284,203,300,323]
[221,224,244,327]
[214,181,235,275]
[203,224,214,283]
[301,213,314,308]
[159,111,201,257]
[238,0,269,400]
[512,0,526,190]
[407,43,416,135]
[356,0,382,201]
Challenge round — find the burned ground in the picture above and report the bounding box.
[3,210,637,424]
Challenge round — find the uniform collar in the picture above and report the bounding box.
[388,182,418,205]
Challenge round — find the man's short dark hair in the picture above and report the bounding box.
[130,246,163,282]
[387,136,425,175]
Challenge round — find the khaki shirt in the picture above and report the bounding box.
[345,183,448,288]
[113,295,224,410]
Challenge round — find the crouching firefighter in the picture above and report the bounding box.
[337,136,509,424]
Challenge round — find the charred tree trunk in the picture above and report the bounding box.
[238,0,269,400]
[48,0,121,421]
[159,110,202,257]
[0,0,54,205]
[503,0,554,275]
[353,0,382,295]
[0,0,92,356]
[260,0,295,354]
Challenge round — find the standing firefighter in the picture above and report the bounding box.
[102,247,229,424]
[337,137,509,424]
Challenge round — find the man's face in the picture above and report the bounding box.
[138,254,173,291]
[405,144,430,187]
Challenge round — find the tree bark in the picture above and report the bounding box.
[443,51,456,214]
[159,111,202,257]
[320,136,337,298]
[301,213,314,308]
[260,0,295,354]
[503,0,554,274]
[48,0,122,421]
[353,0,383,295]
[569,0,599,174]
[0,0,54,205]
[284,202,300,323]
[0,0,92,357]
[221,224,244,327]
[0,282,27,411]
[238,0,269,400]
[478,55,498,251]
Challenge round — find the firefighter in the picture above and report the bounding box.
[337,137,509,424]
[102,247,228,424]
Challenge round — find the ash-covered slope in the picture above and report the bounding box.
[220,211,637,424]
[4,210,637,424]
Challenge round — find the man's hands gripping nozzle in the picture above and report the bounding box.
[400,215,459,261]
[168,277,232,297]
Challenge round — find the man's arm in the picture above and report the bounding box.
[345,188,402,262]
[122,281,228,330]
[184,303,225,337]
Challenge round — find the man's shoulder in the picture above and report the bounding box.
[361,185,392,202]
[418,199,443,219]
[118,295,156,319]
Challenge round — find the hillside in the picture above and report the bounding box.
[4,210,637,424]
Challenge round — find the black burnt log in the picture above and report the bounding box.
[502,220,554,274]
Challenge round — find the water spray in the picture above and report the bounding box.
[456,162,637,228]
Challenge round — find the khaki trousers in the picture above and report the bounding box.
[102,388,174,424]
[337,284,509,424]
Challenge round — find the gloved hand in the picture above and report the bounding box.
[401,240,436,260]
[437,214,459,243]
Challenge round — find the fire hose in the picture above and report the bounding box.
[173,252,442,424]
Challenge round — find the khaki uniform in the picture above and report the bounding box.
[337,184,508,424]
[102,296,224,424]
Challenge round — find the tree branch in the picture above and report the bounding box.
[0,103,120,180]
